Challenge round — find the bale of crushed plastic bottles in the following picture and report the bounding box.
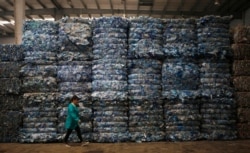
[19,93,59,143]
[198,15,236,140]
[91,17,129,142]
[20,20,59,143]
[162,18,198,58]
[0,111,22,142]
[0,45,24,62]
[128,16,163,59]
[197,16,232,60]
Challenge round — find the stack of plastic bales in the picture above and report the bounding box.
[91,17,130,142]
[128,17,164,142]
[0,45,23,142]
[232,25,250,139]
[197,16,237,140]
[57,17,93,142]
[19,21,59,142]
[162,18,200,141]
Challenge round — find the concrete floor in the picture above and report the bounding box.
[0,140,250,153]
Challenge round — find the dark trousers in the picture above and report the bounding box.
[64,126,83,143]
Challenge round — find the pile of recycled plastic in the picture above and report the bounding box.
[127,59,164,142]
[197,16,237,140]
[162,18,198,58]
[0,45,23,142]
[19,21,59,142]
[91,17,130,142]
[162,19,200,141]
[128,16,164,59]
[232,25,250,139]
[57,17,93,142]
[162,59,201,141]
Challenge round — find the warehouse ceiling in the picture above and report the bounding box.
[0,0,250,37]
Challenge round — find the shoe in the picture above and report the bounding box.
[65,143,71,147]
[81,141,89,147]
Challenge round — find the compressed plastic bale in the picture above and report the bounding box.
[94,127,127,133]
[23,20,58,35]
[92,91,127,101]
[165,131,200,141]
[162,90,200,100]
[128,59,162,69]
[22,76,57,92]
[58,82,91,92]
[94,116,128,122]
[93,49,127,60]
[162,61,199,90]
[22,33,59,52]
[235,92,250,108]
[0,62,22,78]
[0,45,24,62]
[93,106,128,112]
[201,88,234,98]
[130,131,165,142]
[23,51,57,64]
[92,62,126,71]
[92,132,130,143]
[129,121,164,127]
[233,25,250,44]
[128,17,163,59]
[20,64,57,77]
[92,17,128,29]
[200,129,237,140]
[23,122,56,128]
[166,125,200,131]
[93,110,127,117]
[0,95,23,111]
[19,132,58,143]
[234,76,250,91]
[57,65,91,82]
[233,60,250,76]
[201,113,236,120]
[23,92,58,107]
[93,74,127,81]
[0,111,22,142]
[163,28,196,43]
[59,22,92,46]
[23,116,57,123]
[198,44,232,59]
[163,43,198,58]
[197,15,231,27]
[57,50,93,61]
[92,100,128,107]
[0,78,21,94]
[232,44,250,60]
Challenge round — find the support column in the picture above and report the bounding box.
[14,0,25,44]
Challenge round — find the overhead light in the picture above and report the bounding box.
[214,0,220,6]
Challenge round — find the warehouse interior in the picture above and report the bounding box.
[0,0,250,151]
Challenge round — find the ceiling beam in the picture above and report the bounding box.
[50,0,63,9]
[137,1,140,17]
[95,0,102,16]
[26,1,44,20]
[37,0,47,8]
[149,0,154,17]
[67,0,74,8]
[109,0,114,15]
[0,8,229,18]
[161,0,169,18]
[80,0,91,17]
